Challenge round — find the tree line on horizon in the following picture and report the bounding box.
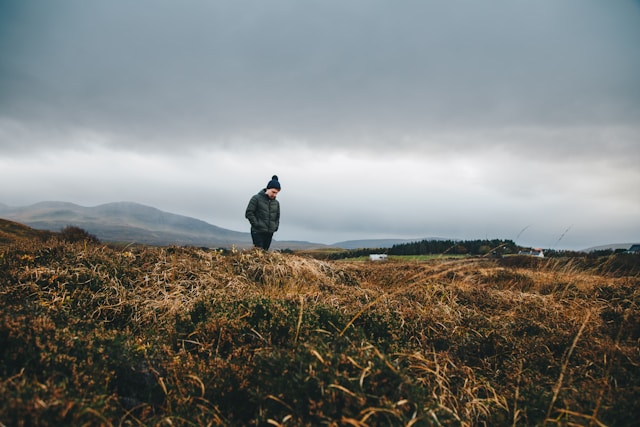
[323,239,519,260]
[321,238,629,260]
[389,238,517,256]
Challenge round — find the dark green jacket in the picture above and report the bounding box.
[245,190,280,233]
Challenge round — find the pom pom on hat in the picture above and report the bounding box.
[267,175,281,190]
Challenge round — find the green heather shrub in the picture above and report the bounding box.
[60,225,100,244]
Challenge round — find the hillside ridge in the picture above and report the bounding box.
[0,201,251,248]
[0,201,329,249]
[0,218,55,244]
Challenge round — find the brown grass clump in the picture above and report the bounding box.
[1,238,639,426]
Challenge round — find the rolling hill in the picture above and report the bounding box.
[0,201,322,249]
[0,201,441,250]
[0,218,56,244]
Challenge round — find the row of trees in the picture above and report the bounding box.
[389,238,517,256]
[324,239,519,260]
[322,240,632,260]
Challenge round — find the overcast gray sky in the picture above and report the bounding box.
[1,0,639,250]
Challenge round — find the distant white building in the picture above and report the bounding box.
[369,254,388,261]
[518,248,544,258]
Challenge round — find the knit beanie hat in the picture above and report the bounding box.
[266,175,281,190]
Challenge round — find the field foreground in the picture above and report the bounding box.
[1,238,639,426]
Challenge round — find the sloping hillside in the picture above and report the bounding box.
[0,201,251,247]
[0,201,327,250]
[0,218,55,244]
[1,236,638,426]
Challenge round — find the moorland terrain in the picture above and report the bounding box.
[1,219,639,426]
[1,201,415,250]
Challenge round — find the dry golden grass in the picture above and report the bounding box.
[1,238,638,426]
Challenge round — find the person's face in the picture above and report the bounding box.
[266,188,280,199]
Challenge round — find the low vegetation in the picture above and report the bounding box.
[1,227,639,426]
[0,219,55,245]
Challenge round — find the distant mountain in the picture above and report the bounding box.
[0,201,322,249]
[582,243,638,252]
[0,202,510,251]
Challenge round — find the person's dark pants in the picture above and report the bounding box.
[251,231,273,250]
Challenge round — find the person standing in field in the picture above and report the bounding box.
[245,175,281,250]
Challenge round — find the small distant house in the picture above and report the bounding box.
[626,244,640,254]
[369,254,388,261]
[530,248,544,257]
[518,248,544,258]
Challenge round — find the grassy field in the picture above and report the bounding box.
[1,233,639,426]
[333,254,468,262]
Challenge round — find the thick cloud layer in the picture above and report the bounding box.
[1,0,639,249]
